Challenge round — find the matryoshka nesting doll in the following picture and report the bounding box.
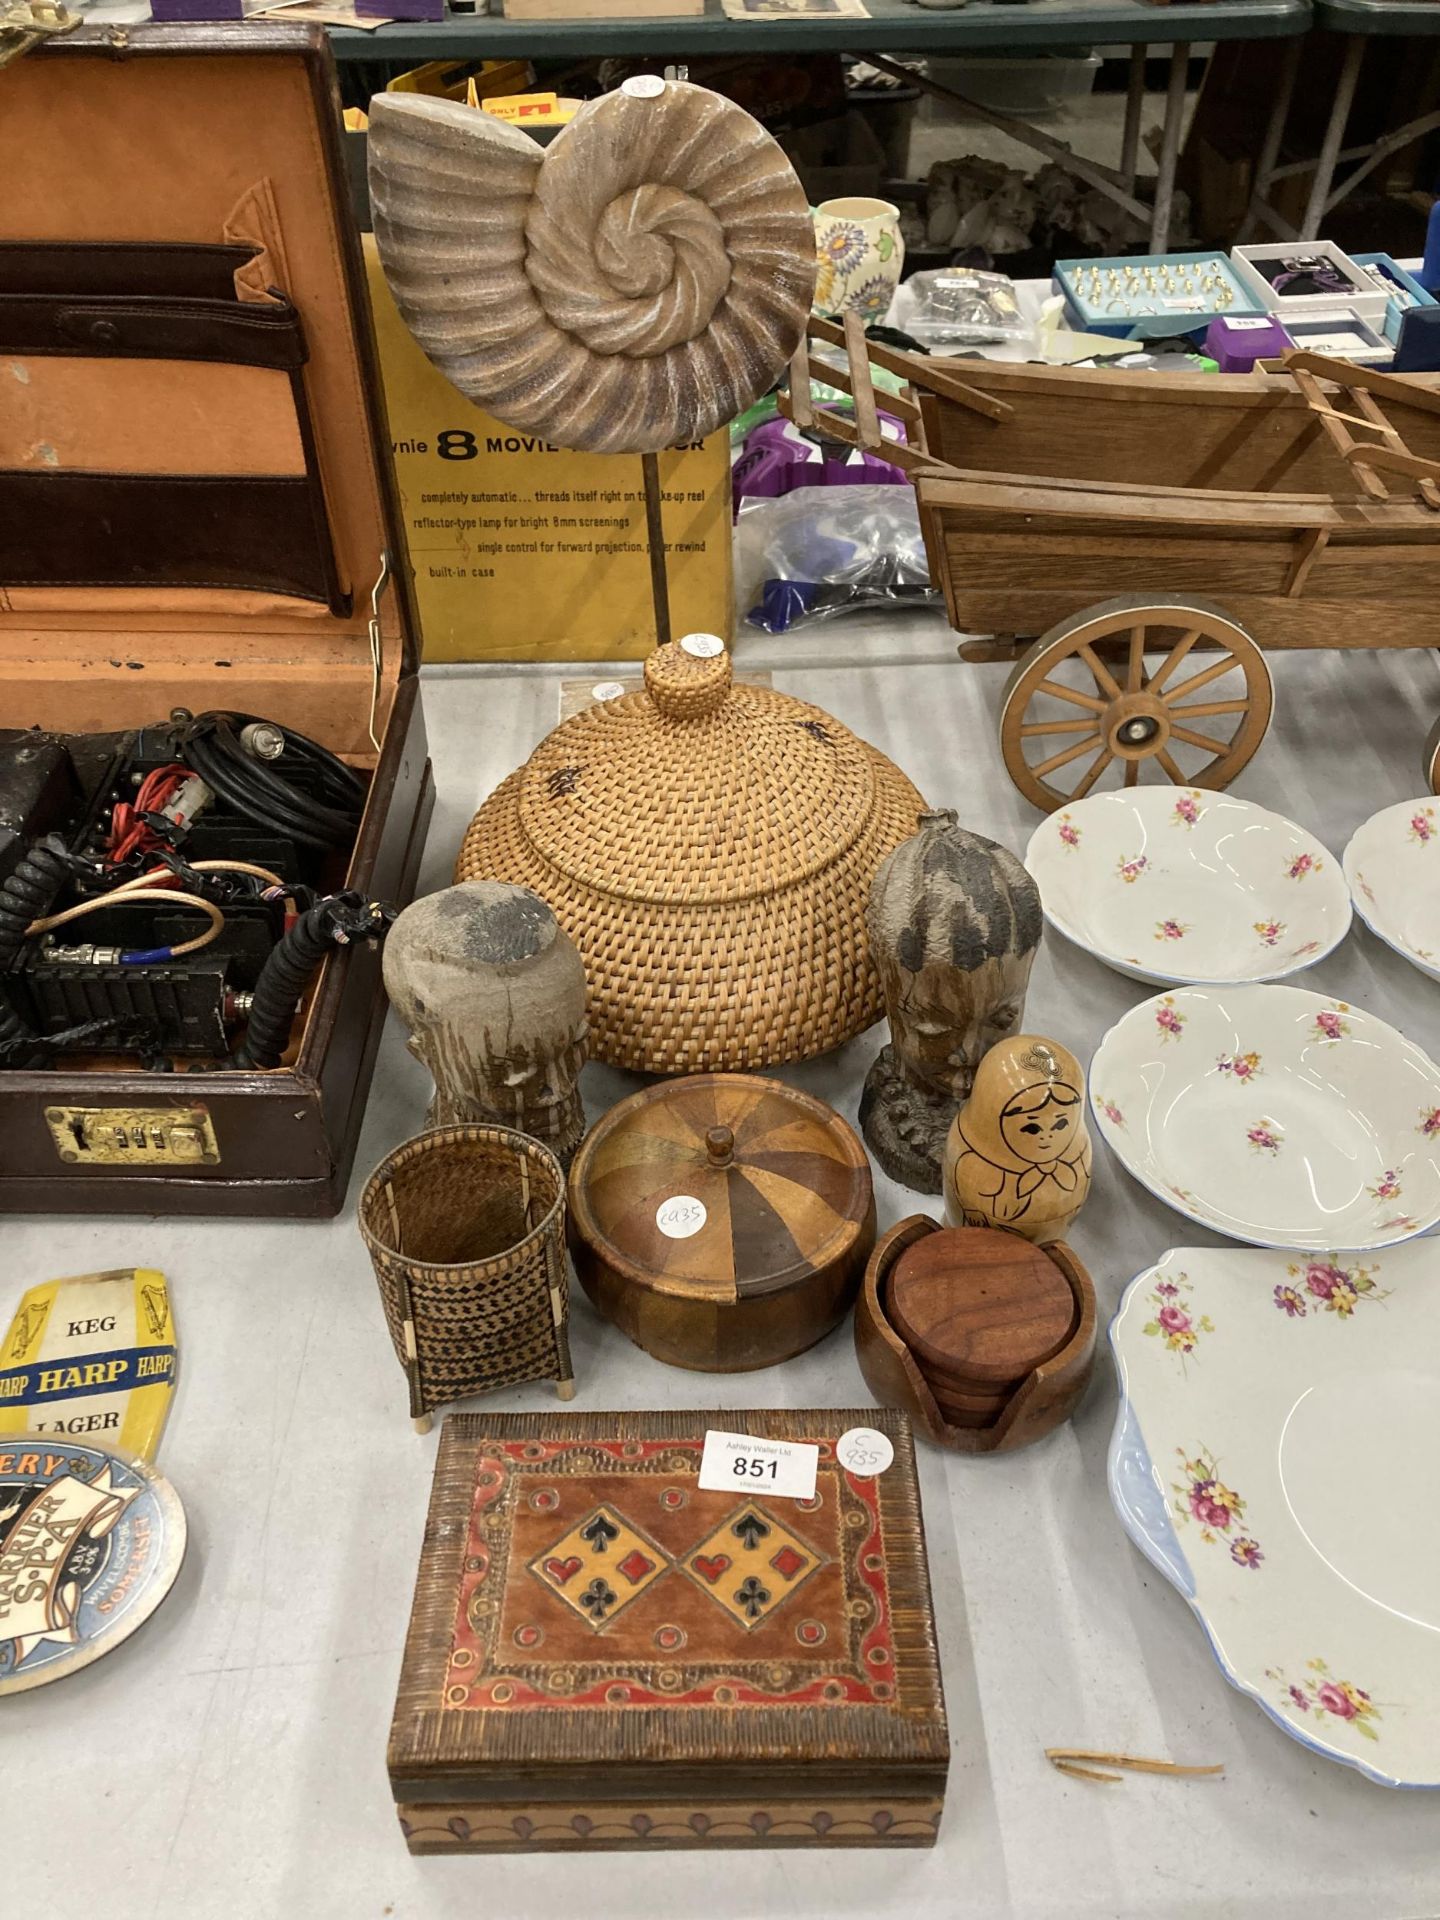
[943,1036,1090,1245]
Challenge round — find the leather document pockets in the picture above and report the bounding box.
[0,241,349,612]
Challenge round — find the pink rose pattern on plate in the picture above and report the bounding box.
[1141,1270,1213,1369]
[1311,1006,1350,1043]
[1155,997,1186,1042]
[1155,919,1191,942]
[1217,1051,1262,1082]
[1171,1445,1263,1567]
[1266,1661,1383,1742]
[1273,1257,1388,1320]
[1409,807,1435,846]
[1172,795,1202,828]
[1368,1170,1402,1202]
[1116,854,1148,884]
[1057,814,1081,849]
[1421,1107,1440,1139]
[1247,1122,1282,1156]
[1285,852,1322,881]
[1253,920,1285,948]
[1097,1097,1125,1128]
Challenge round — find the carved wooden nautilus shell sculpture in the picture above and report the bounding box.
[367,79,817,456]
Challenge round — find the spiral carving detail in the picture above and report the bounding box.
[368,81,815,455]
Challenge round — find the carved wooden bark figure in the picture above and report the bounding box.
[860,809,1043,1193]
[943,1035,1091,1244]
[383,882,588,1165]
[367,79,816,456]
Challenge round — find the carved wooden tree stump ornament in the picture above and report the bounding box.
[383,882,589,1166]
[367,78,816,455]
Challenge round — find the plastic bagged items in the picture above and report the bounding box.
[737,484,939,634]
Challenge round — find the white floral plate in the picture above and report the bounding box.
[1343,798,1440,985]
[1089,983,1440,1250]
[1110,1242,1440,1789]
[1025,788,1350,985]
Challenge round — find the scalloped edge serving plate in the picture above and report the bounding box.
[1089,983,1440,1251]
[1343,797,1440,986]
[1110,1243,1440,1789]
[1025,788,1350,986]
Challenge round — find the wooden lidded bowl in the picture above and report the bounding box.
[568,1073,875,1372]
[855,1216,1096,1453]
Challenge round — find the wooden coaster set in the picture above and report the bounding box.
[856,1217,1097,1454]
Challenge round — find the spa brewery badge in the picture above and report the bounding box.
[0,1438,186,1695]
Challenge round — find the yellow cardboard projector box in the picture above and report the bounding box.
[364,238,733,662]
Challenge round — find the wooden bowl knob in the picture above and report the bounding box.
[706,1126,735,1166]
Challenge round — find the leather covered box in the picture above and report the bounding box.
[0,25,432,1216]
[389,1408,949,1851]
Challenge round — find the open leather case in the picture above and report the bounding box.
[0,24,433,1216]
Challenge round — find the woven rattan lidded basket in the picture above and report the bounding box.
[456,642,926,1074]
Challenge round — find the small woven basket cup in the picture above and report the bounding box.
[358,1124,574,1429]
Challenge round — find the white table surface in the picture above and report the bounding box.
[10,616,1440,1920]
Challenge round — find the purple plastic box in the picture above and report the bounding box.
[732,411,908,516]
[1204,314,1294,373]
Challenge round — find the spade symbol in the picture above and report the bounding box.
[731,1511,770,1552]
[580,1513,620,1554]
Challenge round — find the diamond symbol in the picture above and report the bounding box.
[528,1505,671,1631]
[680,1503,822,1631]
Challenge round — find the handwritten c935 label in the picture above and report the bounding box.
[655,1194,706,1239]
[698,1430,818,1501]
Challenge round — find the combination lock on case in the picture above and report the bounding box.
[45,1105,220,1167]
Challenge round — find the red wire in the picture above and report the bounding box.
[107,764,187,865]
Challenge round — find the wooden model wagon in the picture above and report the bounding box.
[785,320,1440,812]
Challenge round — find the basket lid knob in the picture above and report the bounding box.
[644,639,732,720]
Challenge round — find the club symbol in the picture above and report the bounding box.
[580,1513,621,1553]
[580,1577,617,1622]
[734,1576,770,1621]
[731,1511,770,1552]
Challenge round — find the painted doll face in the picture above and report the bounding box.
[999,1083,1081,1165]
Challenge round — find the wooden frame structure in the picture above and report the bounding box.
[780,319,1440,809]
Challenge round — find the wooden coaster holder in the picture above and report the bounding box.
[854,1215,1096,1453]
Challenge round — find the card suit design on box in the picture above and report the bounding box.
[528,1505,671,1631]
[679,1504,823,1631]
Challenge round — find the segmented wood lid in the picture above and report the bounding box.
[568,1073,873,1303]
[457,642,925,1073]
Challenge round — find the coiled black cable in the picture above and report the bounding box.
[0,836,73,1068]
[232,892,394,1070]
[177,712,364,852]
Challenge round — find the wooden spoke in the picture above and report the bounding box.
[1155,748,1187,784]
[1033,733,1102,778]
[1162,655,1242,705]
[1036,678,1108,714]
[1077,642,1124,700]
[1020,717,1103,737]
[1069,747,1115,801]
[1143,629,1200,695]
[1127,625,1144,693]
[1167,698,1251,720]
[1169,723,1231,755]
[1124,758,1141,787]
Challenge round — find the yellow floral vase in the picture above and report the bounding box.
[812,196,905,321]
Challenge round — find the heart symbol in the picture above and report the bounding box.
[692,1553,730,1583]
[544,1555,582,1585]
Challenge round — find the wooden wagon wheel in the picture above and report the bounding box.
[999,597,1274,814]
[1425,715,1440,798]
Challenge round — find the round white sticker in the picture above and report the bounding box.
[622,74,666,99]
[835,1427,894,1477]
[655,1194,707,1239]
[592,681,626,702]
[680,632,725,659]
